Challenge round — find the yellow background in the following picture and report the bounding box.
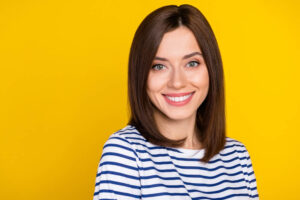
[0,0,299,199]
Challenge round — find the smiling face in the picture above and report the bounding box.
[147,26,209,122]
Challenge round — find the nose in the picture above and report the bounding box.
[167,67,187,89]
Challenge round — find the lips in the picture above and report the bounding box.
[163,91,195,106]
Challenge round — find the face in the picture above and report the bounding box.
[147,26,209,122]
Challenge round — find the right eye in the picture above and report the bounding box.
[151,64,166,71]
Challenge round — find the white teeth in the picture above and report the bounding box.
[166,93,192,102]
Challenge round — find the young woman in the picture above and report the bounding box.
[93,4,258,200]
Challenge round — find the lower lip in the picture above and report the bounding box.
[163,92,194,106]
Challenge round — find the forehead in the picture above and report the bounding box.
[155,26,201,58]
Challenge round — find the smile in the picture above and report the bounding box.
[163,92,195,106]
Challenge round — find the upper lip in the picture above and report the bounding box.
[163,91,195,97]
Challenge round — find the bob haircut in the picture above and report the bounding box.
[128,4,226,162]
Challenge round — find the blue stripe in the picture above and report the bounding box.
[135,149,169,157]
[140,179,248,189]
[249,178,257,183]
[224,143,245,149]
[244,171,254,176]
[183,178,247,187]
[138,158,174,165]
[97,171,140,180]
[140,174,182,180]
[117,127,137,132]
[140,170,250,180]
[141,178,256,190]
[119,131,141,136]
[142,192,189,198]
[101,152,136,162]
[177,171,244,179]
[248,186,258,191]
[170,155,250,163]
[95,180,141,189]
[165,147,183,153]
[93,198,115,200]
[209,156,250,164]
[124,136,146,142]
[141,166,177,173]
[193,193,259,200]
[225,139,242,144]
[103,143,135,154]
[95,189,140,199]
[99,161,138,171]
[116,130,137,135]
[128,141,182,152]
[188,186,247,194]
[173,163,252,171]
[140,178,249,189]
[141,183,185,189]
[220,149,247,156]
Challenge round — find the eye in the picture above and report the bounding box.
[187,61,200,68]
[151,64,166,71]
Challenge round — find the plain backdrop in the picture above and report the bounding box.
[0,0,299,199]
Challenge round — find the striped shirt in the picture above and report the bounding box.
[93,125,259,200]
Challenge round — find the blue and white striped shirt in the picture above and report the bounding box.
[93,125,259,199]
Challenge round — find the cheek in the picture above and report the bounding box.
[147,72,168,94]
[190,68,209,89]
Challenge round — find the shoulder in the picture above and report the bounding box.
[223,138,258,197]
[219,137,253,166]
[225,137,246,148]
[97,125,143,175]
[104,125,146,149]
[101,125,146,160]
[110,124,146,143]
[224,137,249,152]
[94,125,142,199]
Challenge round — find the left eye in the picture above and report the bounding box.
[187,61,200,67]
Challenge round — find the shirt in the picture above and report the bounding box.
[93,125,259,199]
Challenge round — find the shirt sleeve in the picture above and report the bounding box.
[239,143,259,199]
[93,134,141,200]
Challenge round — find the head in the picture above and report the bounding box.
[128,4,226,162]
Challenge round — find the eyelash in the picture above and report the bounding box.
[151,60,200,71]
[151,64,166,71]
[187,61,200,68]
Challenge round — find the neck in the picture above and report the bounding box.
[153,110,202,149]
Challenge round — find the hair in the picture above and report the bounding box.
[127,4,226,162]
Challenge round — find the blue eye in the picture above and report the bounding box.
[187,61,200,67]
[152,64,166,71]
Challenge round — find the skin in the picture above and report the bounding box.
[147,26,210,149]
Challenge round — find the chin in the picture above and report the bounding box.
[163,111,195,122]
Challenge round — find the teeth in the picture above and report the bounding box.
[166,93,192,102]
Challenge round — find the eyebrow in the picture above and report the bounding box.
[154,52,203,61]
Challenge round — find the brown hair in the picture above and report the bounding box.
[127,4,226,162]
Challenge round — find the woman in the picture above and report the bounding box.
[93,4,258,200]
